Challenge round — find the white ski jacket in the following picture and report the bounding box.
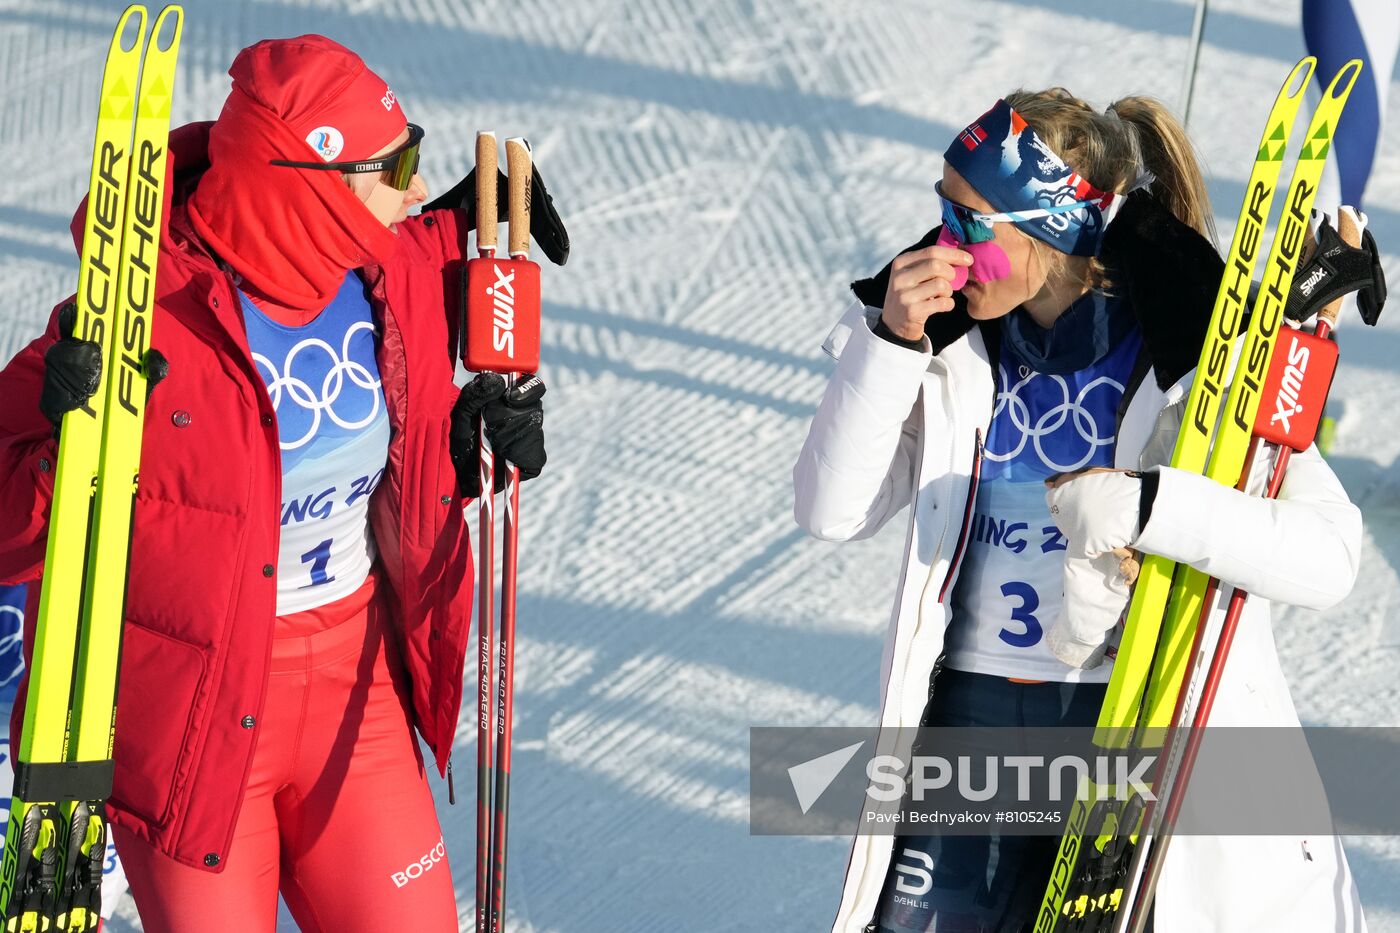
[793,298,1369,933]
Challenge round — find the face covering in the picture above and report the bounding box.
[936,225,1012,290]
[187,36,407,314]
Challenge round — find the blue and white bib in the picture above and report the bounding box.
[242,272,390,615]
[944,324,1142,682]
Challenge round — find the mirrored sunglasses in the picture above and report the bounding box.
[271,123,424,191]
[935,181,1091,245]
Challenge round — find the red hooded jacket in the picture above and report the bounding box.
[0,122,475,871]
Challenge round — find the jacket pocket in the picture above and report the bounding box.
[111,622,209,827]
[409,414,453,547]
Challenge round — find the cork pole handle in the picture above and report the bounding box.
[506,137,532,259]
[476,131,498,256]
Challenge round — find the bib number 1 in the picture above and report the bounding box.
[300,538,336,588]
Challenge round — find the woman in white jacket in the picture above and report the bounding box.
[793,88,1368,933]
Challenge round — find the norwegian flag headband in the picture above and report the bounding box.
[944,99,1126,257]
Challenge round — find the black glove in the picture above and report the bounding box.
[144,347,170,395]
[449,372,547,499]
[40,302,169,433]
[40,302,104,428]
[422,164,570,266]
[1285,214,1387,326]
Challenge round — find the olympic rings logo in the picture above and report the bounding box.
[253,321,382,451]
[0,604,24,689]
[984,365,1124,473]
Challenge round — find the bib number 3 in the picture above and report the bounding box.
[997,581,1043,648]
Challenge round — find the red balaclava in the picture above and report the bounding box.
[188,35,407,318]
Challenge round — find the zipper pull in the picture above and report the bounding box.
[447,755,456,805]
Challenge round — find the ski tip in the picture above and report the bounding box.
[505,136,532,154]
[1323,59,1364,100]
[1284,57,1316,99]
[115,5,148,54]
[151,5,184,52]
[477,129,497,141]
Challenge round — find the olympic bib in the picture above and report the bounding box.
[944,327,1141,682]
[241,273,390,615]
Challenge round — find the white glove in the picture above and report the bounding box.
[1045,468,1144,557]
[1044,469,1147,669]
[1048,548,1137,669]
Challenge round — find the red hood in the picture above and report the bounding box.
[68,121,214,257]
[186,81,400,314]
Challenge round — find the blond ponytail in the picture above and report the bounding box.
[1106,95,1215,243]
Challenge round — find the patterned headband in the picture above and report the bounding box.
[943,99,1131,257]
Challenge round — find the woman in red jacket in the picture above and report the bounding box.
[0,36,566,932]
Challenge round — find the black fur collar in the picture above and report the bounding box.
[849,192,1224,390]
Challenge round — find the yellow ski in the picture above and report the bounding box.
[1,7,183,929]
[1035,56,1318,932]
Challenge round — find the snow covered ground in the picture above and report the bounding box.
[1,0,1397,929]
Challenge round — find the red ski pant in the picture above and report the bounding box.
[113,575,459,932]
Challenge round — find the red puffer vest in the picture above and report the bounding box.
[0,123,474,871]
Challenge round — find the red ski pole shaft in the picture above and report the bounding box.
[491,461,519,933]
[489,135,533,933]
[1151,347,1314,838]
[1124,309,1342,933]
[1120,443,1277,933]
[1113,437,1257,931]
[474,130,499,933]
